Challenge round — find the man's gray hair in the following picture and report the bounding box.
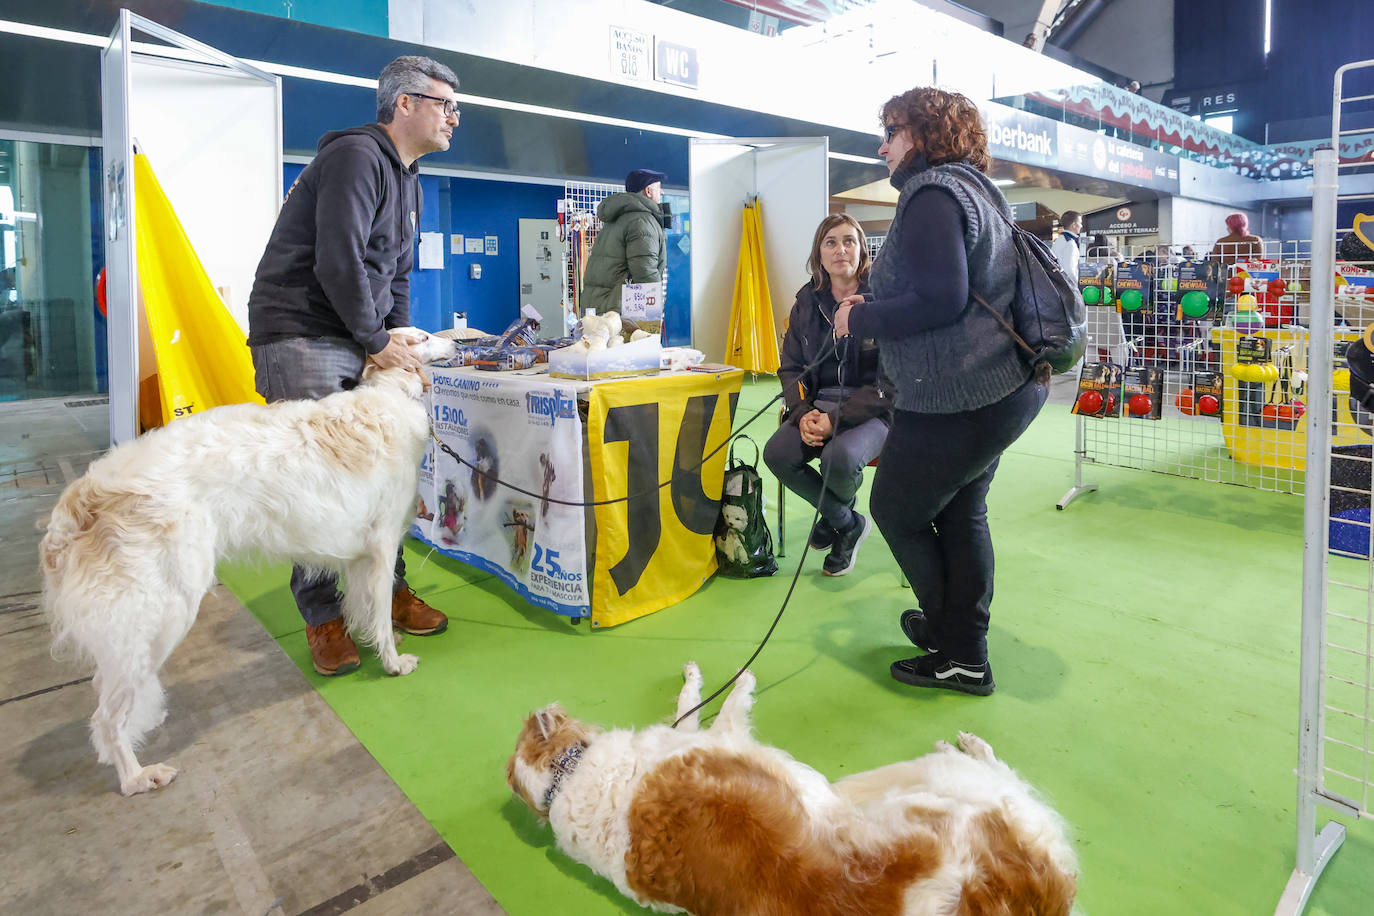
[377,56,460,124]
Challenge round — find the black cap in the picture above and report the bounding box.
[626,169,666,193]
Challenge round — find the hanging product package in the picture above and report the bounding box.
[713,435,778,578]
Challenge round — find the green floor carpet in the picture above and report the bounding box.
[220,379,1374,916]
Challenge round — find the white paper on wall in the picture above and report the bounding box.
[418,231,445,269]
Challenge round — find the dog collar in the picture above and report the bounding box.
[542,742,586,811]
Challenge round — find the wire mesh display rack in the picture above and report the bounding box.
[559,180,621,319]
[1058,239,1330,509]
[1275,58,1374,914]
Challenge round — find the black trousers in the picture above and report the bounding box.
[871,379,1047,663]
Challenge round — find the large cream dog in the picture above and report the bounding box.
[41,328,456,796]
[507,663,1077,915]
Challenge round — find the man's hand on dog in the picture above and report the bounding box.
[369,337,431,388]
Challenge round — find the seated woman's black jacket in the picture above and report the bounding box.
[777,280,895,433]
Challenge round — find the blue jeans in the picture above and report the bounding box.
[251,336,408,627]
[870,379,1048,664]
[763,417,888,531]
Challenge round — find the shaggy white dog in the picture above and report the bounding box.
[41,328,456,796]
[507,663,1077,915]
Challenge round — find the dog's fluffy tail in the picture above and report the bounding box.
[41,475,145,664]
[41,476,91,662]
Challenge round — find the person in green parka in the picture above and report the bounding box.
[580,168,668,315]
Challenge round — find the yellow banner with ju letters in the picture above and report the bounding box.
[586,370,743,627]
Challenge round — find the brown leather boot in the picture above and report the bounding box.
[305,618,360,676]
[393,586,448,635]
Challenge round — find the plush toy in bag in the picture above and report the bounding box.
[713,435,777,578]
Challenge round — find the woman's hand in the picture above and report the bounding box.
[799,409,833,447]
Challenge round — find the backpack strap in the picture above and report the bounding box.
[947,170,1015,230]
[968,287,1036,361]
[944,172,1036,361]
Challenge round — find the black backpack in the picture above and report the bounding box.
[956,175,1087,378]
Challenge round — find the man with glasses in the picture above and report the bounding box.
[246,55,461,677]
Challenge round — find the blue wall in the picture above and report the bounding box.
[443,178,564,334]
[281,165,566,335]
[662,190,691,348]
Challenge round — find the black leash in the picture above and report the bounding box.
[670,504,824,726]
[428,326,865,728]
[428,337,840,509]
[671,330,860,727]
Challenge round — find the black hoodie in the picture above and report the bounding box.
[247,124,421,355]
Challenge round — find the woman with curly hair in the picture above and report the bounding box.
[832,87,1048,696]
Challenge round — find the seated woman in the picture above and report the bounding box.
[763,214,893,577]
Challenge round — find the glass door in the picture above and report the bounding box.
[0,137,104,402]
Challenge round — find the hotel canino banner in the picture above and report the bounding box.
[414,370,589,616]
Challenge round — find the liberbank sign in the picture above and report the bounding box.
[982,104,1180,195]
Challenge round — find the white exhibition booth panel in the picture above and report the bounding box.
[688,137,828,364]
[101,10,281,444]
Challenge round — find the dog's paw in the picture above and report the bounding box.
[956,732,995,762]
[121,762,178,796]
[933,740,956,753]
[734,669,756,695]
[386,653,420,676]
[682,661,702,687]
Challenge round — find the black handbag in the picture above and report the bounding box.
[713,435,778,578]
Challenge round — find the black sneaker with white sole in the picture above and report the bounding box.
[890,652,995,696]
[822,512,871,576]
[899,608,936,653]
[809,518,836,551]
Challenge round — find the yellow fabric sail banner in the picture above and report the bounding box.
[724,201,780,374]
[586,371,743,627]
[133,153,263,429]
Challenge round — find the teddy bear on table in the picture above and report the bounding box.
[566,310,654,353]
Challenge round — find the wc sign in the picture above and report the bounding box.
[655,40,698,89]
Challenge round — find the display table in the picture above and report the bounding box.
[411,365,744,627]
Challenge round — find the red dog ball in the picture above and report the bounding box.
[1077,390,1103,414]
[1128,393,1153,416]
[1228,276,1246,295]
[1277,400,1306,420]
[1175,388,1196,415]
[1105,391,1118,413]
[1267,278,1287,297]
[1197,394,1220,415]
